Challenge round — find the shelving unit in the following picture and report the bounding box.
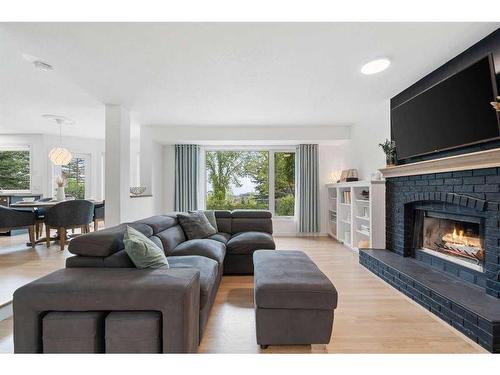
[326,180,385,251]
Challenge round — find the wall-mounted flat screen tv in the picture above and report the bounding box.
[391,55,499,160]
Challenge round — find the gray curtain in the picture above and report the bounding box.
[174,144,200,212]
[296,144,320,233]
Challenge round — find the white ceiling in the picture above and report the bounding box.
[0,23,498,138]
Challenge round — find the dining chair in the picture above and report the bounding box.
[34,197,52,239]
[44,200,94,251]
[0,206,37,248]
[93,200,105,231]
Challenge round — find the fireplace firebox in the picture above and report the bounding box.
[416,211,484,272]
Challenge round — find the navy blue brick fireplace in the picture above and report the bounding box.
[360,167,500,352]
[386,168,500,298]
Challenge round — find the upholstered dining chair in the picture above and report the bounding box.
[34,197,52,239]
[44,200,94,251]
[93,200,105,231]
[0,206,37,248]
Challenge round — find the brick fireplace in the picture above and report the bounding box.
[386,168,500,297]
[360,165,500,352]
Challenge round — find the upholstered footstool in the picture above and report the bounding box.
[253,250,338,349]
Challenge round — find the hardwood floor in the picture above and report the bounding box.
[0,234,486,353]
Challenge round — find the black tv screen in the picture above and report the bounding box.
[391,55,499,160]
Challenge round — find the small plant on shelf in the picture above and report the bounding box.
[378,139,397,166]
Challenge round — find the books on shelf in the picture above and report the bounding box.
[342,191,351,204]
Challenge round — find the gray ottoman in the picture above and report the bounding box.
[253,250,338,348]
[105,311,162,353]
[43,311,106,353]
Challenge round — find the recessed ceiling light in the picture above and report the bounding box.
[361,58,391,75]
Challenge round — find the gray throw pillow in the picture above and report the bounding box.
[123,226,169,269]
[190,210,218,232]
[177,211,217,240]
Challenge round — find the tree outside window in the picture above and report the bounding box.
[205,150,295,216]
[0,148,30,191]
[61,157,86,199]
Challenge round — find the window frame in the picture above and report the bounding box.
[203,146,296,218]
[52,152,92,199]
[0,145,32,193]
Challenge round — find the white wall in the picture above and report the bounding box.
[0,133,105,199]
[349,102,391,180]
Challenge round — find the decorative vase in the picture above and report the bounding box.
[386,154,396,166]
[56,186,65,201]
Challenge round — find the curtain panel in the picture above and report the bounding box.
[296,144,320,233]
[174,144,200,212]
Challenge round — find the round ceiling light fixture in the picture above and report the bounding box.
[43,114,74,166]
[361,58,391,75]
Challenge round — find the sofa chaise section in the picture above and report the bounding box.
[13,267,200,353]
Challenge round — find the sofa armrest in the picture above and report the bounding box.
[13,267,200,353]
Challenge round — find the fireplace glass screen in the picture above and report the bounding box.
[421,214,484,271]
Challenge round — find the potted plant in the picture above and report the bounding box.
[379,139,397,166]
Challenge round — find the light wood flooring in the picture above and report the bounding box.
[0,233,486,353]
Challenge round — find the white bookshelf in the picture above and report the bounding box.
[326,180,385,251]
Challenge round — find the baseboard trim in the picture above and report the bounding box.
[274,232,328,237]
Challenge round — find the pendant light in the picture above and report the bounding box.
[43,114,74,166]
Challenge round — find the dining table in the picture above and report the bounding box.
[10,199,104,247]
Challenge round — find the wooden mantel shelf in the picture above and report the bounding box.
[379,148,500,178]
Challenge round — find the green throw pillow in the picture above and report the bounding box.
[123,226,169,269]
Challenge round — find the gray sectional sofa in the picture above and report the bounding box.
[14,210,275,353]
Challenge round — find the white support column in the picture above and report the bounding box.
[105,105,131,227]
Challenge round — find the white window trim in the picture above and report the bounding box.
[203,146,296,218]
[0,145,32,193]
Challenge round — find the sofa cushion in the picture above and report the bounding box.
[226,231,275,255]
[208,232,231,244]
[156,225,186,255]
[68,222,153,257]
[103,250,135,268]
[123,226,169,269]
[253,250,338,310]
[214,210,232,234]
[231,218,273,234]
[168,255,218,309]
[201,210,218,232]
[177,211,216,240]
[135,215,177,234]
[171,239,225,265]
[231,210,272,219]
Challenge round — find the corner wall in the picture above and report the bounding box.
[349,102,390,180]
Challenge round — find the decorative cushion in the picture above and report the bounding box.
[226,231,276,255]
[202,210,218,232]
[177,211,216,240]
[123,226,169,269]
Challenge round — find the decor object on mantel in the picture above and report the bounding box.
[379,139,397,166]
[339,169,359,182]
[55,175,66,201]
[43,114,74,166]
[491,96,500,111]
[130,186,147,196]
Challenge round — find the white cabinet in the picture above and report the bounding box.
[326,180,385,251]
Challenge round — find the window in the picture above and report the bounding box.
[54,154,90,199]
[205,149,295,216]
[0,146,31,191]
[274,152,295,216]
